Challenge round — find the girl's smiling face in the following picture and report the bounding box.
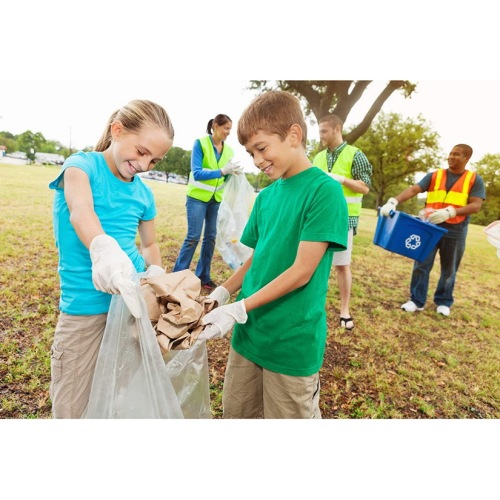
[107,122,172,182]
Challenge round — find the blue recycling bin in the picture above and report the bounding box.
[373,211,448,262]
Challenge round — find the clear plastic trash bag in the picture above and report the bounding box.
[83,282,211,419]
[216,173,254,270]
[163,341,212,419]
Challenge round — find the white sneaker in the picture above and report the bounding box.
[401,301,424,312]
[436,305,450,316]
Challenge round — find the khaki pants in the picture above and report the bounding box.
[50,313,107,418]
[222,347,322,419]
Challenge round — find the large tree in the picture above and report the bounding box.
[249,80,416,143]
[353,112,442,209]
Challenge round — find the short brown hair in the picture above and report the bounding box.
[237,90,307,147]
[319,114,343,130]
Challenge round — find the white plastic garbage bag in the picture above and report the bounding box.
[216,173,254,270]
[83,288,183,419]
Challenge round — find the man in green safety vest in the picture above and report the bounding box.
[313,114,372,331]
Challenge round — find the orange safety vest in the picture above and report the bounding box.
[426,169,476,224]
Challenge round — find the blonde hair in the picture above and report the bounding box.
[95,99,175,152]
[237,90,307,147]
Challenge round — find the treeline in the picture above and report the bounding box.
[2,111,498,225]
[0,130,80,161]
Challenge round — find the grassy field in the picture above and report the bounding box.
[1,162,499,419]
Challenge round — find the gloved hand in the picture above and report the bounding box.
[329,173,345,185]
[428,206,457,224]
[380,197,399,216]
[221,162,244,175]
[145,264,165,278]
[89,234,142,318]
[208,286,231,306]
[198,300,247,341]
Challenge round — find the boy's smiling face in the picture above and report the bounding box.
[244,128,303,180]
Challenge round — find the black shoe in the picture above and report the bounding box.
[202,280,218,291]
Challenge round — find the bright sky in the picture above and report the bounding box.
[2,80,499,172]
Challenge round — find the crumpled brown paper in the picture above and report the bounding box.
[140,269,217,352]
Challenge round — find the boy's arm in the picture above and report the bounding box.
[199,240,329,341]
[243,240,329,312]
[207,254,253,306]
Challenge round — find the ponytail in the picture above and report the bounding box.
[95,110,119,152]
[206,119,214,135]
[206,114,232,136]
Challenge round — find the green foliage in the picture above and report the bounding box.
[354,112,443,208]
[471,153,500,224]
[0,129,71,159]
[155,146,191,178]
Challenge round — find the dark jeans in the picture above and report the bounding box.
[410,223,468,308]
[173,195,220,284]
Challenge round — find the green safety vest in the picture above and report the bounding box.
[186,136,234,202]
[313,144,363,217]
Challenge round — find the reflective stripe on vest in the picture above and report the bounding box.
[313,144,363,216]
[186,136,234,202]
[426,169,476,224]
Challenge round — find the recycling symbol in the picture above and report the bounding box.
[405,234,421,250]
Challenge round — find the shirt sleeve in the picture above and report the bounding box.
[301,180,348,251]
[352,150,373,187]
[470,174,486,199]
[417,172,434,191]
[191,139,224,181]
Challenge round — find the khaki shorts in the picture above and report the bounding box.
[50,312,107,418]
[222,347,321,419]
[332,228,354,266]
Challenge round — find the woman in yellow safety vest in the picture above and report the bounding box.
[173,114,243,289]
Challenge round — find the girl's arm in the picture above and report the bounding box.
[64,167,105,247]
[138,219,162,267]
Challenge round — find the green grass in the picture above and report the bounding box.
[1,162,499,419]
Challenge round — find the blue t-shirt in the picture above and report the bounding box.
[49,151,157,315]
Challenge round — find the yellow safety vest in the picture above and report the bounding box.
[313,144,363,216]
[186,136,234,202]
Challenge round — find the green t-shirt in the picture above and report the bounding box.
[232,167,348,377]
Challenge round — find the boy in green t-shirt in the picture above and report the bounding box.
[199,90,348,418]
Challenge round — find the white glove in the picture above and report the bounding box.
[208,286,231,306]
[428,206,457,224]
[145,264,165,278]
[329,173,345,185]
[198,300,247,341]
[380,197,399,217]
[221,162,244,175]
[89,234,142,318]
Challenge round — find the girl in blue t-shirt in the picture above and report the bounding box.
[49,99,174,418]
